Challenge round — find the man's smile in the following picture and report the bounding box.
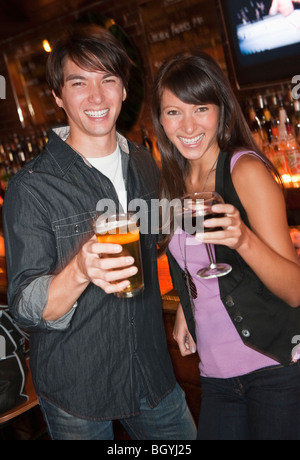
[84,109,109,118]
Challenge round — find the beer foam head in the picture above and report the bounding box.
[94,214,137,234]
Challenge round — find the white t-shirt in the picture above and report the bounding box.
[87,145,127,211]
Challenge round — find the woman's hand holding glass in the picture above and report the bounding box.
[198,202,248,252]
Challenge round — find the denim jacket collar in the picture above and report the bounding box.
[50,126,130,174]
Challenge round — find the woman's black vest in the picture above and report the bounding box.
[168,151,300,366]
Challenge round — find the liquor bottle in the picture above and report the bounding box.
[270,93,280,139]
[25,136,35,161]
[256,95,265,122]
[292,99,300,144]
[14,134,26,167]
[263,97,273,144]
[248,100,264,150]
[255,94,274,144]
[269,137,292,185]
[277,100,300,187]
[256,95,267,140]
[278,99,289,140]
[36,130,46,152]
[285,119,300,186]
[267,99,291,185]
[285,137,300,185]
[4,139,19,176]
[287,86,296,120]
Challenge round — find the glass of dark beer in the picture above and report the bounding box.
[93,212,144,298]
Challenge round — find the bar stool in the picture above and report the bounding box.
[0,357,39,425]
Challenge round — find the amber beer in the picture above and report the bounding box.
[94,213,144,298]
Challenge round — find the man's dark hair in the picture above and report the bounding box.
[46,24,132,97]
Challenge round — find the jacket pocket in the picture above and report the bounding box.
[52,212,95,270]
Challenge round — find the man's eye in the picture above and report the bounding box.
[103,78,116,84]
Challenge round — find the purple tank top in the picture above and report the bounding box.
[169,151,278,378]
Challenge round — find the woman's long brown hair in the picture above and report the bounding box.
[151,51,281,253]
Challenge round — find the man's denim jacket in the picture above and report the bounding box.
[3,127,176,419]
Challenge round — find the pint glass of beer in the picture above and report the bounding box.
[93,212,144,298]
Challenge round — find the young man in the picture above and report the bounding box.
[3,25,196,440]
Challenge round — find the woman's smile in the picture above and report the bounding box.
[178,134,205,148]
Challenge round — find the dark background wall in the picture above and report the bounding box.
[0,0,225,143]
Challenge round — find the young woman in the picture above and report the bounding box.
[152,52,300,440]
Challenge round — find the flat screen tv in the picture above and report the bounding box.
[217,0,300,89]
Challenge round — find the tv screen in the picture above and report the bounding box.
[217,0,300,89]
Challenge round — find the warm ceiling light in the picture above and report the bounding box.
[43,39,52,53]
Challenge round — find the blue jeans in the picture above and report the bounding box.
[39,383,196,440]
[198,361,300,440]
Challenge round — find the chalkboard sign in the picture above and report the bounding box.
[139,0,226,77]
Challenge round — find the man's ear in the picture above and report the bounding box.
[122,87,127,102]
[52,90,64,109]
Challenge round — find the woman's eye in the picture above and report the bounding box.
[197,106,208,113]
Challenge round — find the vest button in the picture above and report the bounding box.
[242,329,251,338]
[225,295,235,307]
[234,316,243,323]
